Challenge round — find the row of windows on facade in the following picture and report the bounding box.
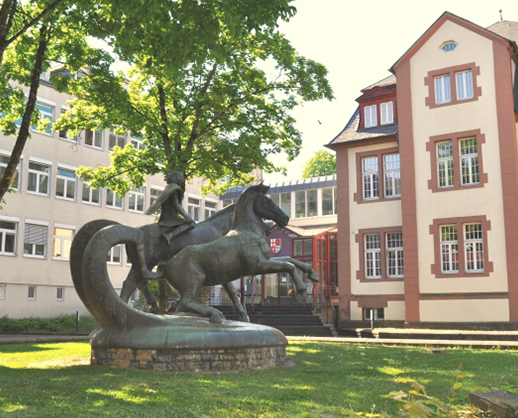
[222,187,338,219]
[361,136,479,201]
[363,221,485,280]
[0,155,219,219]
[0,283,64,302]
[362,65,474,129]
[4,101,143,151]
[0,218,138,268]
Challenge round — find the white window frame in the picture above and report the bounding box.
[109,129,126,150]
[464,223,484,273]
[204,200,217,220]
[130,135,144,150]
[364,308,385,321]
[82,183,101,205]
[107,244,123,265]
[32,101,54,135]
[437,141,454,188]
[384,154,401,198]
[380,102,394,125]
[106,189,124,210]
[386,232,404,278]
[364,104,377,128]
[149,187,163,209]
[0,217,17,256]
[23,220,48,258]
[55,165,77,200]
[440,225,459,274]
[0,152,21,191]
[362,156,379,200]
[456,70,474,101]
[459,138,479,186]
[128,187,145,213]
[435,74,451,104]
[28,285,36,300]
[27,160,50,196]
[321,187,337,216]
[52,224,75,261]
[85,129,104,150]
[56,287,64,301]
[188,197,200,221]
[365,234,381,279]
[58,108,79,142]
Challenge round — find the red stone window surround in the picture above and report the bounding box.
[424,62,482,109]
[359,97,397,129]
[429,215,493,278]
[354,147,401,204]
[426,129,488,193]
[356,226,404,283]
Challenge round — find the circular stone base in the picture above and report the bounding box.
[91,345,287,372]
[89,315,288,372]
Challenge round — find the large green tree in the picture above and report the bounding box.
[301,150,336,179]
[0,0,107,206]
[53,1,334,195]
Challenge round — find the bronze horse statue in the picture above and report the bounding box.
[140,183,319,323]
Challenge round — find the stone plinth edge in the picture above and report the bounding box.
[89,315,288,372]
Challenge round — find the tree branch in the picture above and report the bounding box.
[0,24,49,203]
[157,83,172,158]
[6,0,67,46]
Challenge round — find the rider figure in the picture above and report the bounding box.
[145,171,196,243]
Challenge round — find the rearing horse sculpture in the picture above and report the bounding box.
[141,183,319,323]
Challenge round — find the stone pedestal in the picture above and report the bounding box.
[89,314,288,372]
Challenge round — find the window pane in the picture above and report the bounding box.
[295,191,305,218]
[307,190,317,217]
[322,188,334,216]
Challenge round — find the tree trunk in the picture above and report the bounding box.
[0,24,48,205]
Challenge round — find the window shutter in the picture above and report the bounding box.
[24,224,47,245]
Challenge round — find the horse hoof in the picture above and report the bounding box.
[296,294,306,305]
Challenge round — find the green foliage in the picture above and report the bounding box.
[53,1,334,196]
[302,149,336,179]
[0,314,98,334]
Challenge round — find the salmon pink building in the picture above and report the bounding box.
[327,12,518,329]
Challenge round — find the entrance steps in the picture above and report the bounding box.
[212,305,335,337]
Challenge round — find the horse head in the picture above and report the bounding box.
[252,182,289,229]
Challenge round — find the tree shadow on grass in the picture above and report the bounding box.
[0,343,59,354]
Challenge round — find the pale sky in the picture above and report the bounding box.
[264,0,518,184]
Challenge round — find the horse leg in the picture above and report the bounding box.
[222,282,249,322]
[254,260,307,305]
[273,257,319,283]
[176,291,226,323]
[120,267,139,303]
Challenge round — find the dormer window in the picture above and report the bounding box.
[441,41,458,52]
[380,102,394,125]
[364,105,377,128]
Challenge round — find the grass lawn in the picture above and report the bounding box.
[0,341,517,417]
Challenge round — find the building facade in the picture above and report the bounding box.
[328,12,518,328]
[218,176,338,307]
[0,79,225,319]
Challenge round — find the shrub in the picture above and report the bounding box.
[0,314,98,334]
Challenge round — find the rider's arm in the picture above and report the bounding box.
[172,192,195,223]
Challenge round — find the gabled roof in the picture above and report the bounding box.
[361,75,396,92]
[326,108,398,148]
[391,11,514,73]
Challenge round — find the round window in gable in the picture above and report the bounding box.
[441,41,458,52]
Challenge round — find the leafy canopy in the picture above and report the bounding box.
[53,1,334,196]
[302,150,336,179]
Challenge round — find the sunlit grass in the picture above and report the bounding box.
[0,341,517,417]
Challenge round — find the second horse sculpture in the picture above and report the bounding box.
[143,183,319,323]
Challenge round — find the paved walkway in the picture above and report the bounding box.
[2,333,518,349]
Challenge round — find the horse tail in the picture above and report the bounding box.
[71,222,166,329]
